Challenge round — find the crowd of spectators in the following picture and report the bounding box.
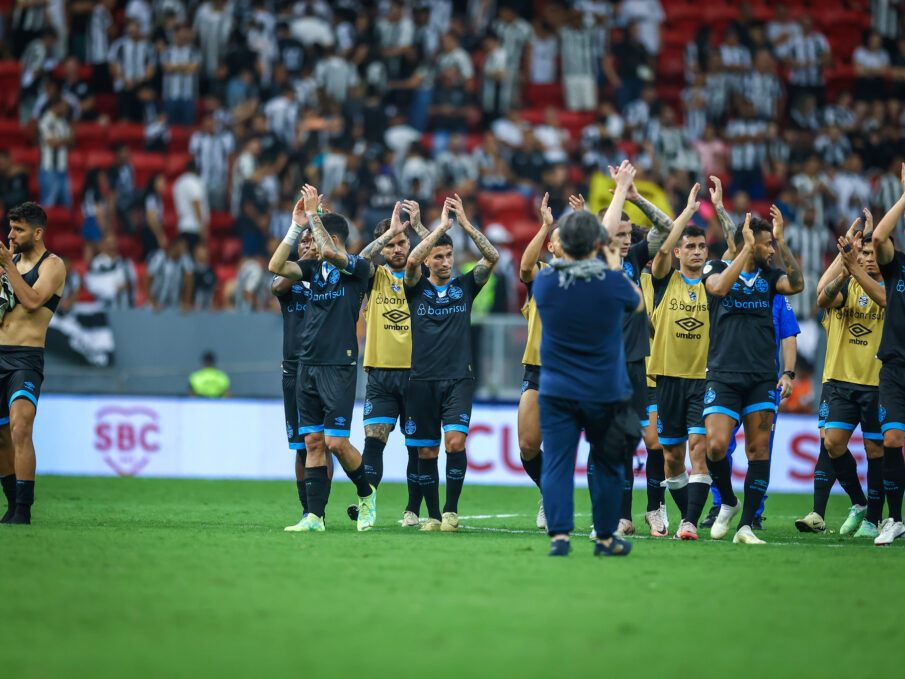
[1,0,905,343]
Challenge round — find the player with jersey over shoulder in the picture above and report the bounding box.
[701,208,804,544]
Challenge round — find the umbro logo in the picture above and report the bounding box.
[675,317,704,332]
[382,309,410,324]
[849,323,871,338]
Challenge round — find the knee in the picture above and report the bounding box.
[706,436,730,459]
[9,419,32,447]
[418,447,439,460]
[304,432,324,451]
[884,430,905,449]
[823,433,846,457]
[518,434,541,459]
[324,437,347,457]
[444,432,466,451]
[746,443,770,461]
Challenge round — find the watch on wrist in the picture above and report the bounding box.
[783,370,796,380]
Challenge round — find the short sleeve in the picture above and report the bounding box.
[777,295,801,339]
[879,250,905,282]
[297,258,317,283]
[461,268,486,300]
[342,254,371,284]
[701,259,727,284]
[767,267,785,295]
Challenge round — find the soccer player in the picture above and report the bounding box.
[0,202,66,524]
[795,223,886,537]
[646,183,711,540]
[268,185,376,532]
[869,163,905,545]
[701,208,804,544]
[403,195,499,532]
[356,200,431,527]
[273,221,335,530]
[534,210,644,557]
[517,192,563,530]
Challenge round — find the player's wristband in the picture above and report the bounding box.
[783,370,796,380]
[282,221,302,248]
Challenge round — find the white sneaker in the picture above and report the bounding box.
[536,500,547,530]
[401,510,420,527]
[589,525,597,540]
[616,518,635,536]
[874,519,905,546]
[794,511,826,533]
[659,503,670,533]
[284,515,308,532]
[733,525,766,544]
[710,500,741,540]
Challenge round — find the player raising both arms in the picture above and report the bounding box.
[646,183,711,540]
[0,203,66,524]
[701,208,804,544]
[354,200,431,527]
[869,163,905,545]
[403,195,499,532]
[269,186,376,532]
[795,218,886,537]
[273,220,335,530]
[517,192,563,530]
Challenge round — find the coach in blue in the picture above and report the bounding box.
[534,211,645,557]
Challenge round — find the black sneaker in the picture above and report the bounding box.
[594,536,633,556]
[549,538,571,556]
[751,515,766,531]
[700,505,720,528]
[346,504,359,521]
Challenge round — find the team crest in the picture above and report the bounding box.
[767,389,776,402]
[879,406,887,423]
[755,278,769,293]
[363,401,373,416]
[623,262,635,278]
[656,418,663,434]
[858,294,869,307]
[391,282,401,293]
[449,286,463,300]
[328,268,341,284]
[703,263,713,275]
[286,422,293,438]
[688,290,697,302]
[819,401,829,419]
[404,419,417,435]
[292,284,304,294]
[704,388,716,405]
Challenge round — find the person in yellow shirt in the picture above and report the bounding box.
[189,351,230,398]
[517,193,562,530]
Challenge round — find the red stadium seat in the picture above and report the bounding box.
[477,191,530,221]
[165,152,191,180]
[209,211,234,235]
[108,123,146,151]
[168,125,199,153]
[524,83,564,108]
[9,147,39,168]
[86,150,114,169]
[0,119,27,148]
[44,206,75,232]
[95,94,118,120]
[118,235,142,260]
[74,121,109,149]
[216,237,242,265]
[45,231,82,260]
[132,152,166,186]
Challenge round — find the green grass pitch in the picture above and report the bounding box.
[2,476,902,678]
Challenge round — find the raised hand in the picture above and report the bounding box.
[845,216,862,242]
[741,213,754,250]
[291,195,307,225]
[861,208,873,233]
[838,235,859,271]
[709,175,724,207]
[609,161,639,200]
[301,184,321,215]
[390,201,406,235]
[603,241,622,270]
[449,193,472,229]
[770,204,785,243]
[402,199,421,226]
[685,182,701,213]
[540,192,554,227]
[568,193,585,213]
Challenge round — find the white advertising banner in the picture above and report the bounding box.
[35,395,863,493]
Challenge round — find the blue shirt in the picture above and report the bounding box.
[772,294,800,379]
[533,265,639,402]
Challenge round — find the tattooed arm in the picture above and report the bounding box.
[771,204,805,295]
[300,184,350,270]
[619,174,672,257]
[405,200,452,287]
[449,193,499,285]
[402,199,430,239]
[360,201,407,276]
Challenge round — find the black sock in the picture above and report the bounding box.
[686,477,711,527]
[739,459,770,528]
[0,473,15,517]
[830,450,867,506]
[419,457,441,520]
[296,480,308,514]
[304,467,330,518]
[866,456,884,524]
[405,447,423,514]
[362,437,386,488]
[883,445,905,522]
[345,463,373,498]
[522,452,543,489]
[620,458,633,520]
[813,441,836,517]
[706,456,737,507]
[13,479,35,524]
[668,479,689,520]
[645,448,665,511]
[443,450,467,514]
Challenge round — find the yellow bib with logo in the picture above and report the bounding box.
[822,278,884,387]
[520,262,548,367]
[363,265,412,369]
[648,269,709,379]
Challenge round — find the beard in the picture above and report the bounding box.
[11,239,33,253]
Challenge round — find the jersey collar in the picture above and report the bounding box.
[384,264,404,279]
[680,272,701,285]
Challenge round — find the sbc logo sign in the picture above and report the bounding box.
[94,406,161,476]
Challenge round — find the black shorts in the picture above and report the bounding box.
[817,382,828,428]
[703,371,776,425]
[0,346,44,425]
[626,358,647,424]
[363,368,409,430]
[297,364,357,438]
[646,382,657,426]
[404,378,474,447]
[281,362,305,450]
[879,362,905,435]
[521,364,540,393]
[823,380,882,441]
[656,375,706,445]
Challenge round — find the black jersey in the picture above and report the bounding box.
[276,278,310,365]
[622,240,650,362]
[701,260,784,378]
[405,269,485,380]
[878,250,905,366]
[297,256,370,366]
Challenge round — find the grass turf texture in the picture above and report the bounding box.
[2,476,902,678]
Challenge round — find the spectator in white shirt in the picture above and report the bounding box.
[527,20,558,85]
[778,15,832,106]
[189,115,234,212]
[533,107,570,163]
[719,27,751,94]
[376,1,415,80]
[560,9,598,111]
[193,0,234,80]
[853,31,890,101]
[314,46,360,103]
[766,4,801,49]
[830,153,872,225]
[161,24,201,125]
[125,0,153,37]
[173,160,209,251]
[619,0,664,55]
[38,97,72,207]
[86,234,138,308]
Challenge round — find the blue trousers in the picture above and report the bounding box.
[539,394,637,537]
[39,169,71,207]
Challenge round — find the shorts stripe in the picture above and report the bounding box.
[298,425,325,435]
[9,390,37,409]
[658,435,688,445]
[406,438,442,447]
[0,417,8,426]
[881,422,905,433]
[363,417,397,426]
[443,424,469,434]
[703,406,740,422]
[641,419,650,428]
[740,402,777,416]
[863,432,884,440]
[818,420,826,428]
[289,442,306,450]
[824,421,856,431]
[646,405,657,413]
[688,427,706,436]
[324,428,351,438]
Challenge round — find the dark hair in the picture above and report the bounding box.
[8,202,47,230]
[374,218,409,242]
[861,231,873,247]
[321,213,350,244]
[432,233,454,249]
[733,217,772,247]
[83,167,103,201]
[680,225,707,242]
[630,224,647,244]
[201,351,216,367]
[559,211,600,258]
[143,172,163,200]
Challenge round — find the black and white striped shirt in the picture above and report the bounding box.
[264,95,300,146]
[39,110,70,172]
[12,0,47,32]
[824,105,856,129]
[87,4,113,65]
[436,47,474,82]
[314,56,360,103]
[727,118,767,170]
[560,26,596,76]
[193,1,234,79]
[814,133,851,167]
[743,71,783,119]
[779,32,831,87]
[161,44,200,101]
[681,86,707,142]
[719,44,751,91]
[874,172,905,248]
[108,37,155,90]
[872,0,900,40]
[785,223,831,277]
[189,130,234,187]
[493,16,533,69]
